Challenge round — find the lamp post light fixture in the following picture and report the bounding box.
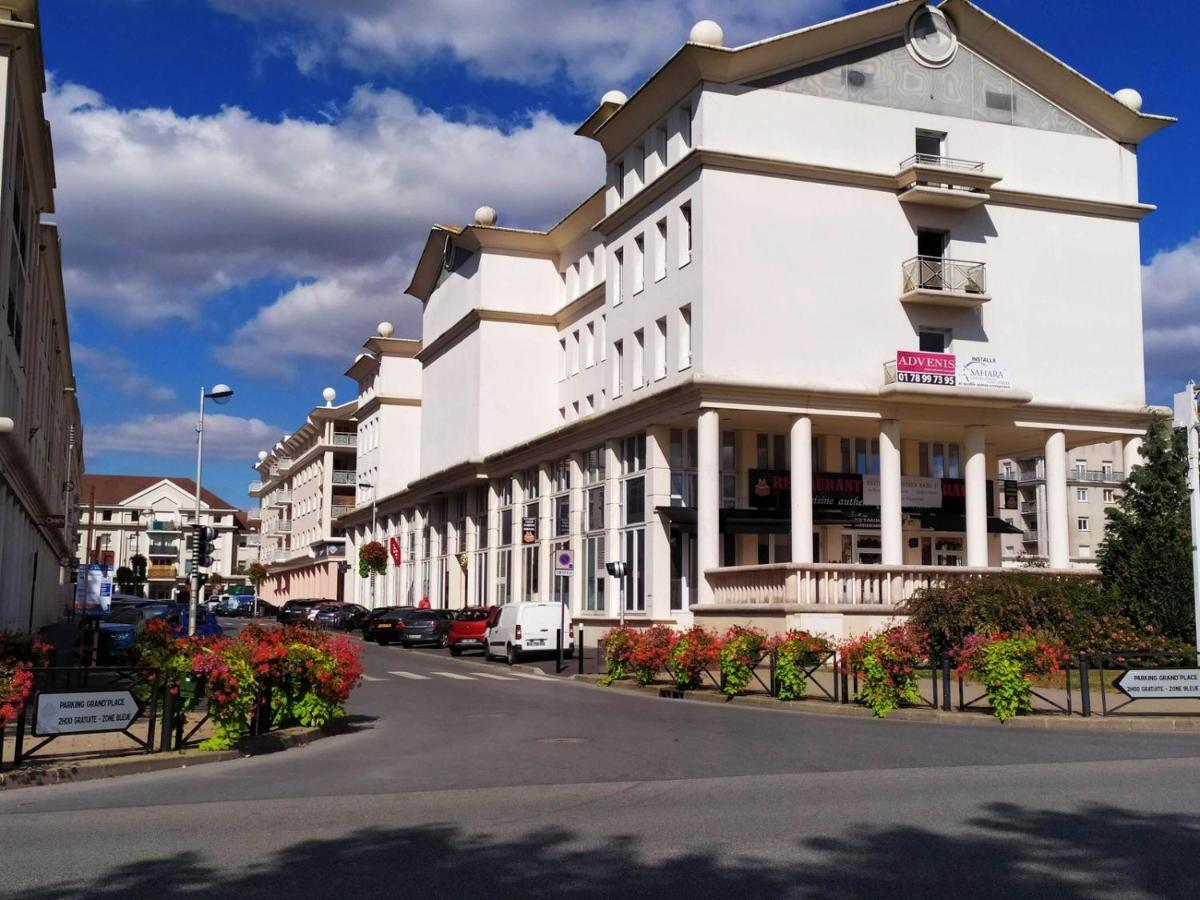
[189,383,234,636]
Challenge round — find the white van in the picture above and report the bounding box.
[485,602,575,665]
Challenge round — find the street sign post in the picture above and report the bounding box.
[33,690,142,736]
[554,549,574,577]
[1115,668,1200,700]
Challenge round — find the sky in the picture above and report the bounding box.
[42,0,1200,509]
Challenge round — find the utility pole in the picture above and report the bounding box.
[1174,382,1200,654]
[85,484,96,565]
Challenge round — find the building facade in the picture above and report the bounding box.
[998,440,1126,568]
[334,1,1167,638]
[249,391,357,605]
[0,1,85,632]
[77,475,244,601]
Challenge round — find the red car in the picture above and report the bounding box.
[448,606,498,656]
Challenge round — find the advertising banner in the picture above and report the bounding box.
[896,351,956,386]
[521,517,538,544]
[388,536,402,566]
[77,564,113,616]
[957,355,1012,390]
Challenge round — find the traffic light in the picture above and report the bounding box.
[192,524,216,570]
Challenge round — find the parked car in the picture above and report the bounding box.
[448,606,498,656]
[100,602,222,657]
[398,610,455,648]
[221,596,262,618]
[312,603,368,631]
[277,599,325,625]
[485,602,574,665]
[364,606,414,645]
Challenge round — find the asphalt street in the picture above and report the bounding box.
[3,630,1199,899]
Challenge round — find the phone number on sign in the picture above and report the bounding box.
[897,372,956,385]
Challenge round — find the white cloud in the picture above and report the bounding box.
[211,0,844,92]
[85,412,285,461]
[1141,236,1200,394]
[45,79,601,375]
[71,344,177,403]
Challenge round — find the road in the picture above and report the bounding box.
[2,632,1199,899]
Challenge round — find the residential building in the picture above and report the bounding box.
[998,440,1126,568]
[77,475,244,600]
[0,1,85,631]
[319,2,1170,639]
[340,324,422,606]
[249,389,357,605]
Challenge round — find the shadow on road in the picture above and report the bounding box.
[16,801,1200,899]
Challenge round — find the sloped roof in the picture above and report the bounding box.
[81,474,238,511]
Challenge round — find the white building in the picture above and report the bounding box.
[998,440,1126,568]
[77,475,245,600]
[249,390,358,605]
[334,1,1168,638]
[0,1,86,632]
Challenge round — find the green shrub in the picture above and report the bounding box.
[599,626,638,686]
[956,633,1065,722]
[667,626,720,690]
[856,626,926,717]
[718,626,768,697]
[772,631,832,701]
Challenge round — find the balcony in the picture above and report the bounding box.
[270,489,292,506]
[1020,501,1038,515]
[895,154,1000,209]
[147,564,178,580]
[1071,469,1123,484]
[331,469,357,486]
[148,520,180,533]
[331,504,355,519]
[900,256,989,307]
[269,458,293,477]
[1022,530,1040,544]
[1018,470,1042,483]
[332,432,357,447]
[248,481,263,496]
[246,508,262,521]
[148,543,178,557]
[274,519,293,534]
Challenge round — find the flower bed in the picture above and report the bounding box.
[133,621,363,750]
[0,632,51,726]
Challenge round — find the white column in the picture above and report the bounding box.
[485,484,499,605]
[511,475,525,601]
[1044,431,1069,568]
[697,409,720,604]
[790,416,813,564]
[538,464,552,602]
[964,425,988,567]
[1123,436,1143,476]
[879,419,903,566]
[646,426,673,618]
[568,454,584,618]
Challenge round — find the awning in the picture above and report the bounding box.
[656,506,1022,535]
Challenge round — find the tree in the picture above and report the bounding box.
[129,554,148,597]
[246,562,268,592]
[115,566,136,594]
[207,572,224,593]
[1098,420,1195,641]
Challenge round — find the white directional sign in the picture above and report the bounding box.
[1115,669,1200,700]
[34,690,141,736]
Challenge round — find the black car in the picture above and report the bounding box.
[398,610,455,648]
[277,599,326,625]
[364,606,414,645]
[313,603,368,631]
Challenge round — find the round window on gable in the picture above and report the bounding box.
[906,6,958,68]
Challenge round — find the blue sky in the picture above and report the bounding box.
[42,0,1200,508]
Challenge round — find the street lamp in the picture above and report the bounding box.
[359,480,378,607]
[189,383,234,636]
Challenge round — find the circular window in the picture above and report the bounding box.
[906,6,957,68]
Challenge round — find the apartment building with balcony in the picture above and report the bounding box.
[997,440,1126,568]
[318,2,1170,639]
[0,1,86,631]
[77,475,244,600]
[249,389,357,604]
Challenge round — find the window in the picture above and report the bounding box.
[1078,544,1091,558]
[654,218,667,281]
[1101,461,1114,479]
[633,235,645,294]
[1076,488,1089,502]
[570,329,580,375]
[916,229,946,261]
[841,438,881,475]
[679,104,692,150]
[918,329,948,353]
[558,338,567,381]
[679,202,692,266]
[614,160,625,201]
[1077,517,1089,532]
[102,511,112,522]
[598,314,607,361]
[612,340,624,397]
[654,317,667,380]
[585,535,606,613]
[613,249,624,305]
[1074,459,1087,478]
[585,322,595,368]
[1002,462,1015,480]
[721,431,738,508]
[678,304,692,369]
[1103,489,1115,503]
[919,442,961,478]
[915,129,945,158]
[632,329,645,388]
[670,428,698,507]
[620,432,647,613]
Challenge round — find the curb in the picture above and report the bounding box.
[0,723,344,792]
[578,675,1200,733]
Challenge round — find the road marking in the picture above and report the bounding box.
[361,675,387,682]
[429,671,476,681]
[388,671,431,680]
[472,672,519,681]
[511,672,557,682]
